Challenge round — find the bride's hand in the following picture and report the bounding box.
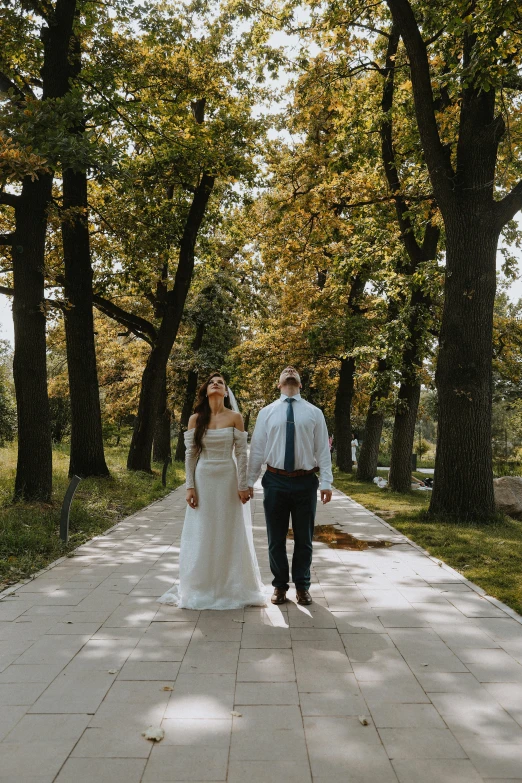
[186,489,198,508]
[238,489,250,504]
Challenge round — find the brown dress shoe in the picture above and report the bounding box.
[296,589,312,606]
[271,587,287,605]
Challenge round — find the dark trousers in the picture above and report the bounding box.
[261,470,319,591]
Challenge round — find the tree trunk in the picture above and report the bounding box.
[357,359,389,482]
[174,321,205,462]
[383,0,513,518]
[152,370,171,463]
[62,167,109,478]
[429,221,498,518]
[334,356,355,473]
[388,379,421,492]
[9,0,78,500]
[12,174,54,501]
[174,367,199,462]
[388,282,428,492]
[127,174,215,473]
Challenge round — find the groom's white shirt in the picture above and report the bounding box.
[247,393,333,490]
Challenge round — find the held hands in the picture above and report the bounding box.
[321,490,333,505]
[238,489,250,505]
[186,488,198,508]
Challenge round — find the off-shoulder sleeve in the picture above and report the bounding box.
[233,429,249,491]
[184,429,197,489]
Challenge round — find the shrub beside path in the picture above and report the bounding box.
[1,482,522,782]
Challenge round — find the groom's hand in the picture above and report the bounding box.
[248,486,254,499]
[238,490,250,504]
[321,490,332,505]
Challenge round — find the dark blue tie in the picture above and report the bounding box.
[284,398,295,472]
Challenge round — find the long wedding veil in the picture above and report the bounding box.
[227,386,240,413]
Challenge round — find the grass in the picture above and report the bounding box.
[0,441,184,591]
[334,467,522,616]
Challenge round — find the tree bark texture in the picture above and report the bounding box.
[127,173,215,473]
[357,359,389,482]
[379,22,439,493]
[174,321,205,462]
[388,283,430,492]
[62,167,109,478]
[385,0,516,517]
[152,370,171,463]
[11,0,78,500]
[334,272,368,473]
[388,379,421,492]
[430,222,498,517]
[174,368,199,462]
[12,174,54,501]
[334,356,356,473]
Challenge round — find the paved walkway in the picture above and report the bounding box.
[1,483,522,783]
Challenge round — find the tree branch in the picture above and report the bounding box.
[420,209,441,259]
[0,285,64,312]
[167,172,215,312]
[334,193,434,214]
[0,191,21,208]
[502,74,522,91]
[91,292,157,345]
[380,24,426,262]
[494,180,522,229]
[357,23,391,38]
[385,0,455,202]
[21,0,54,23]
[0,70,30,103]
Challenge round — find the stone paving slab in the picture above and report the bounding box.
[1,482,522,782]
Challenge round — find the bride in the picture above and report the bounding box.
[158,371,266,610]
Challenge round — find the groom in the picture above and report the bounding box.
[248,367,333,606]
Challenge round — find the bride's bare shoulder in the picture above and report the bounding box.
[232,411,244,431]
[187,414,198,430]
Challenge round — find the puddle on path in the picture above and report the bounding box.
[288,525,395,550]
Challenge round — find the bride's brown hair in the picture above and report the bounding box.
[193,372,232,454]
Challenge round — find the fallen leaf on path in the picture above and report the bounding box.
[231,711,242,717]
[358,716,369,726]
[142,726,164,742]
[161,685,173,691]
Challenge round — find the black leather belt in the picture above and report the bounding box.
[266,465,319,478]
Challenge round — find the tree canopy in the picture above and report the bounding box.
[1,0,522,517]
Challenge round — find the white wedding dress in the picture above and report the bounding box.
[158,427,266,610]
